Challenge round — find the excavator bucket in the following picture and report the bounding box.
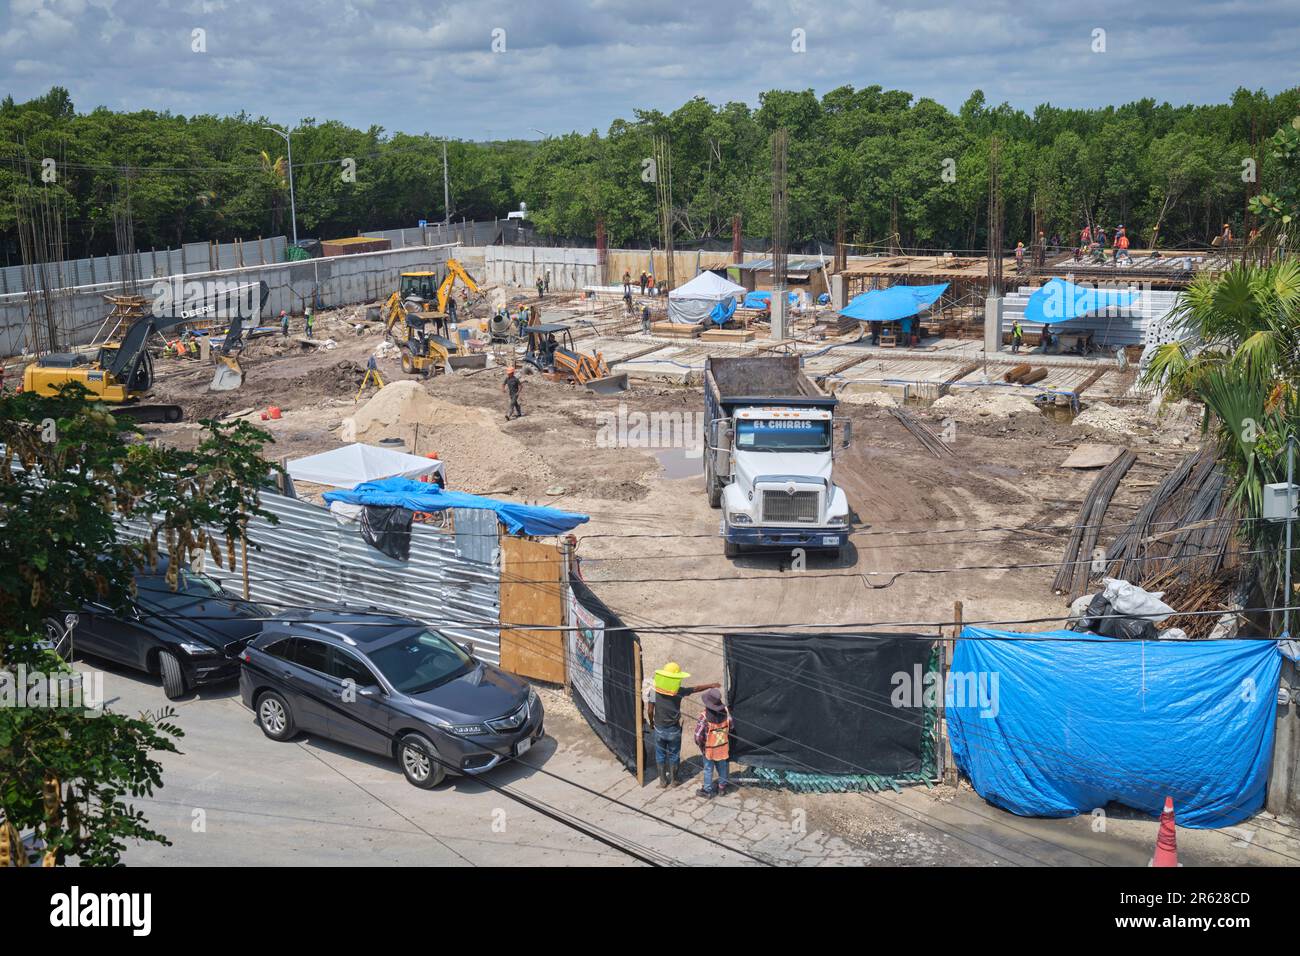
[210,355,243,391]
[585,372,628,394]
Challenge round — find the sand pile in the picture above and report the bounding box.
[341,380,555,494]
[931,390,1038,420]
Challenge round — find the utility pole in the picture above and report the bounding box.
[261,125,298,246]
[442,140,451,228]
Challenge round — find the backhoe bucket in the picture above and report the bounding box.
[585,372,628,394]
[210,356,243,391]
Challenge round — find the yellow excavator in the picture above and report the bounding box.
[22,281,269,420]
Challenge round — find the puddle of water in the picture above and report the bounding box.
[654,447,704,479]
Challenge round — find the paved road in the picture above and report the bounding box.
[86,658,1297,867]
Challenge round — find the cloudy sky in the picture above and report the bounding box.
[1,0,1296,138]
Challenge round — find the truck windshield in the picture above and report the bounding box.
[735,419,830,452]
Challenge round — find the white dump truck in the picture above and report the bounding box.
[704,356,852,558]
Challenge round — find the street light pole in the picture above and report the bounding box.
[262,125,298,246]
[1287,434,1296,639]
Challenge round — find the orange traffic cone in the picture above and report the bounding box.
[1151,796,1179,867]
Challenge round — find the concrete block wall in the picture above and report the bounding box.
[0,244,452,358]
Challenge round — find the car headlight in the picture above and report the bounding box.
[729,513,752,525]
[178,642,218,656]
[437,720,487,736]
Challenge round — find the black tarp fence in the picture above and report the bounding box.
[724,631,937,776]
[567,574,641,776]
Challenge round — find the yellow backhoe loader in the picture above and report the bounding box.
[22,280,268,419]
[522,323,627,394]
[385,259,482,340]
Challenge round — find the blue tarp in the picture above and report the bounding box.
[948,626,1280,828]
[323,477,589,536]
[742,290,798,310]
[708,296,738,325]
[839,283,948,323]
[1024,277,1140,325]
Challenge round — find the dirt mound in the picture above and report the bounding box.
[931,390,1038,420]
[341,380,555,494]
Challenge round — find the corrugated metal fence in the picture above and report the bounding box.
[121,492,505,664]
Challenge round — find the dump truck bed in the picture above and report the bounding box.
[704,356,835,411]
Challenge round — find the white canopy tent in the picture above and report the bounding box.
[287,442,445,489]
[666,270,746,325]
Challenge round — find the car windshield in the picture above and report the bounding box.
[367,630,474,695]
[135,568,229,610]
[735,419,830,452]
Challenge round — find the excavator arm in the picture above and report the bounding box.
[435,259,481,313]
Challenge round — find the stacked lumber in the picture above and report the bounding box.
[651,321,701,338]
[700,328,756,342]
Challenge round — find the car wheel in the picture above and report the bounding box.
[256,691,297,741]
[158,650,188,700]
[399,732,447,789]
[42,617,72,660]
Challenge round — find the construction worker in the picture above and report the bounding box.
[623,288,633,314]
[1011,318,1024,353]
[641,304,652,334]
[304,308,315,339]
[280,309,289,337]
[623,270,632,296]
[646,274,656,297]
[1014,241,1025,274]
[503,366,523,421]
[536,276,544,300]
[697,687,734,798]
[645,662,719,789]
[639,270,648,295]
[544,270,551,293]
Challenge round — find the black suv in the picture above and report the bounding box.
[50,557,265,699]
[239,610,544,788]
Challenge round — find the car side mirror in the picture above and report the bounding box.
[359,685,382,698]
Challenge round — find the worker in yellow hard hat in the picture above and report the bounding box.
[644,662,719,788]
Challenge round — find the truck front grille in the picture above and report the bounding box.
[761,490,819,524]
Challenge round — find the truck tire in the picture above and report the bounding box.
[723,538,740,559]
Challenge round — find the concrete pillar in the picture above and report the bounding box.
[983,295,1002,355]
[830,272,847,311]
[1268,659,1297,816]
[771,295,787,341]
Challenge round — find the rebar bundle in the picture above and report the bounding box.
[890,407,954,459]
[1053,449,1137,598]
[1101,446,1235,586]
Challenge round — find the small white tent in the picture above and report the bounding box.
[666,270,746,325]
[287,443,445,489]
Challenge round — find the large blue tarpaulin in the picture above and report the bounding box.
[323,477,589,536]
[839,283,948,323]
[1024,277,1139,325]
[948,626,1280,828]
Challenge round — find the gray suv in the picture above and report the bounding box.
[238,610,544,788]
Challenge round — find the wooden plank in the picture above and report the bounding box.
[498,535,566,683]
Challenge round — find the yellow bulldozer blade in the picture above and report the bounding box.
[210,355,243,391]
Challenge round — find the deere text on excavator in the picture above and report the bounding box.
[22,280,269,422]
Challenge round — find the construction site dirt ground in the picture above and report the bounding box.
[127,299,1287,865]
